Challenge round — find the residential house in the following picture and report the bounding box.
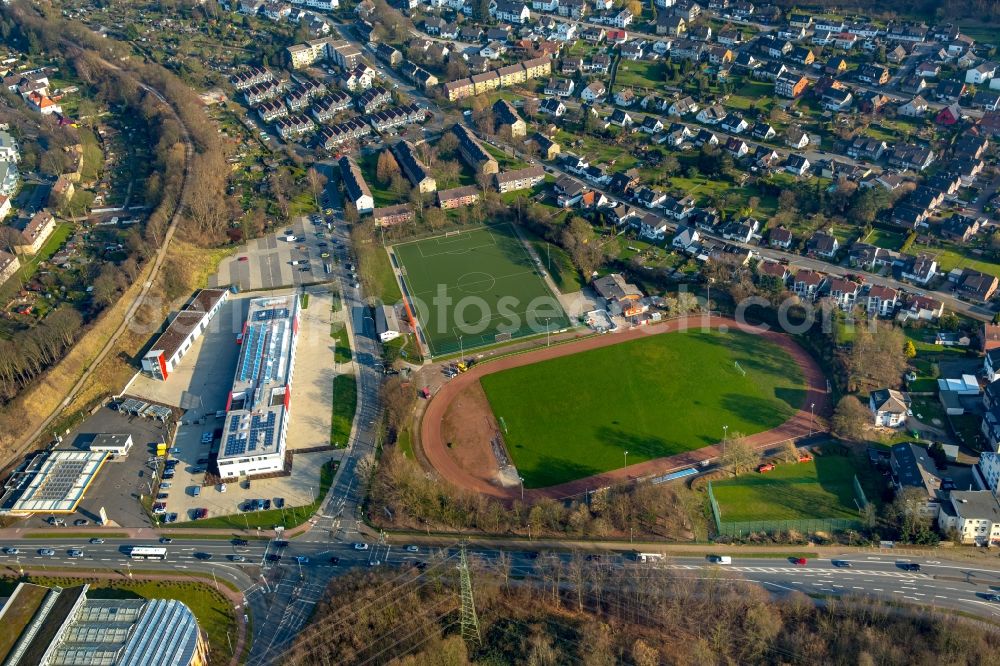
[889,442,942,519]
[785,127,809,149]
[937,491,1000,546]
[867,285,899,317]
[958,269,999,302]
[775,71,808,98]
[807,230,838,257]
[539,98,566,116]
[857,63,890,85]
[769,226,793,248]
[826,277,862,310]
[966,62,997,84]
[372,204,414,227]
[494,165,545,193]
[872,390,910,428]
[437,185,481,209]
[793,269,825,299]
[898,254,938,285]
[339,156,374,214]
[785,154,811,176]
[898,95,930,117]
[391,139,436,193]
[492,99,527,138]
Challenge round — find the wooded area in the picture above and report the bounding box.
[287,562,1000,665]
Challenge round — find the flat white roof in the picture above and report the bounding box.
[4,450,108,513]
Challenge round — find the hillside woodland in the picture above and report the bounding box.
[287,563,1000,665]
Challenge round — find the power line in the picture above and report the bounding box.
[458,543,481,647]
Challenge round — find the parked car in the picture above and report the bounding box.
[757,463,775,473]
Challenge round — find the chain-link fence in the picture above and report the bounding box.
[708,480,867,537]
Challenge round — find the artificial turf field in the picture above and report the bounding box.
[479,328,807,488]
[711,455,863,522]
[392,223,570,357]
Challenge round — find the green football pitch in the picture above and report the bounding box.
[479,329,808,488]
[392,223,570,356]
[711,456,862,522]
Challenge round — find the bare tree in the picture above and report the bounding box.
[718,433,758,476]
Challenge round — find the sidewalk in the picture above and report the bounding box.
[5,566,248,666]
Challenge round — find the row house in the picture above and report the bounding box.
[867,285,900,317]
[826,277,862,311]
[286,88,315,112]
[257,99,288,123]
[356,86,391,114]
[274,114,315,140]
[244,81,282,106]
[889,144,936,171]
[793,269,826,299]
[367,104,427,132]
[318,118,371,149]
[310,91,352,123]
[231,66,273,90]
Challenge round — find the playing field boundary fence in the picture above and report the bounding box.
[708,477,869,537]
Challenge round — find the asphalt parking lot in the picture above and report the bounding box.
[211,216,337,291]
[23,407,172,529]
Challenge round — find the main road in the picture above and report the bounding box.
[4,538,1000,636]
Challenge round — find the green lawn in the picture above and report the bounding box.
[357,152,407,207]
[330,323,352,364]
[614,60,666,90]
[331,374,357,447]
[480,329,807,488]
[712,455,864,522]
[78,128,104,183]
[864,228,906,251]
[392,223,570,356]
[911,242,1000,278]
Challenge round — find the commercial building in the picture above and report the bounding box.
[0,450,108,515]
[339,155,374,214]
[0,583,208,666]
[141,289,229,381]
[217,294,300,480]
[88,433,134,458]
[376,304,401,342]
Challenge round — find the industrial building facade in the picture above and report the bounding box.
[141,289,229,380]
[217,294,300,479]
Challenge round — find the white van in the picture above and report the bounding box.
[708,555,732,564]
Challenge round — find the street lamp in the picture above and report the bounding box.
[809,403,815,437]
[545,317,551,347]
[519,476,525,502]
[722,425,729,454]
[458,334,464,365]
[624,450,629,470]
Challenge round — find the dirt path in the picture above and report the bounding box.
[418,315,831,502]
